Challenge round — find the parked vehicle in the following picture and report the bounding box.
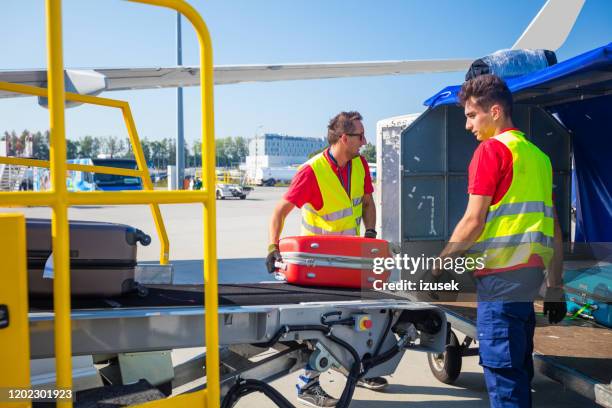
[91,158,143,191]
[215,183,252,200]
[253,166,298,186]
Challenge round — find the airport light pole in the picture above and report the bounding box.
[176,11,185,190]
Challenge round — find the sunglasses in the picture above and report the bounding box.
[346,132,365,141]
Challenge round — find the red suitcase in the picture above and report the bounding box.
[277,235,391,289]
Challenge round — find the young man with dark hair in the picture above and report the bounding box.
[433,74,567,408]
[266,111,386,407]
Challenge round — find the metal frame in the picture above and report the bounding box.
[0,1,219,407]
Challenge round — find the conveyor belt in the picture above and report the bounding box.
[28,282,406,311]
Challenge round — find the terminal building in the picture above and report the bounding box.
[245,133,327,169]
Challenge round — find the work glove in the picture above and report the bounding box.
[424,269,441,301]
[543,287,567,324]
[266,244,283,274]
[425,267,458,301]
[364,229,377,239]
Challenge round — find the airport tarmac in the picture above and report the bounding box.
[6,186,598,407]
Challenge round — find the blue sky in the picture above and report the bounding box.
[1,0,611,148]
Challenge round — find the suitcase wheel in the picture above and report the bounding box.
[135,229,152,246]
[128,281,149,297]
[126,228,151,246]
[136,285,149,297]
[140,234,152,246]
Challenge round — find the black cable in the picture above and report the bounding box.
[221,379,294,408]
[251,325,289,348]
[321,311,355,326]
[363,342,401,371]
[361,310,394,377]
[236,324,362,408]
[281,324,362,408]
[373,310,393,358]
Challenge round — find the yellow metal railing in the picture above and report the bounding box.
[0,81,171,266]
[0,1,220,407]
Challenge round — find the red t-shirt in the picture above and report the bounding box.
[284,149,374,210]
[468,129,545,276]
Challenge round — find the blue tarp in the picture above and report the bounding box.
[423,43,612,243]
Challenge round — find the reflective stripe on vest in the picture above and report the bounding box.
[303,204,353,222]
[485,201,554,223]
[470,231,554,252]
[300,151,365,236]
[301,220,357,236]
[470,130,554,271]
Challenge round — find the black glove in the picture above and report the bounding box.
[543,287,567,324]
[364,229,377,239]
[425,268,458,301]
[266,245,283,274]
[424,270,441,300]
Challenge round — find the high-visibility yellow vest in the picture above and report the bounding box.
[468,130,554,271]
[301,151,365,236]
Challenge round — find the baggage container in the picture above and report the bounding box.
[564,261,612,327]
[278,235,391,289]
[26,218,151,297]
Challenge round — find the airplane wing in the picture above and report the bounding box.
[512,0,585,50]
[0,59,474,98]
[0,0,583,100]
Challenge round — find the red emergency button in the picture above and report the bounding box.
[357,315,372,331]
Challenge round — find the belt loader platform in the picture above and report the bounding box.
[27,283,447,406]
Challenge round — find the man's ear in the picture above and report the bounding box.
[490,104,502,121]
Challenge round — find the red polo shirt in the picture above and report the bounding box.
[284,149,374,210]
[469,129,545,276]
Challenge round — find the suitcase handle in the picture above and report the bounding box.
[568,296,599,311]
[273,261,287,281]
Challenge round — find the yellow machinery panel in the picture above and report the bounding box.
[0,213,31,408]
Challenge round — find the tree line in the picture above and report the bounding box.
[2,130,249,169]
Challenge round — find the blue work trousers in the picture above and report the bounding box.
[476,267,544,408]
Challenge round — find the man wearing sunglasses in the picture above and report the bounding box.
[267,111,384,407]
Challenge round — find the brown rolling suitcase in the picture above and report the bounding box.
[25,218,151,297]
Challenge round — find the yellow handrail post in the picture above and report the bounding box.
[121,104,170,264]
[46,1,73,408]
[128,1,220,407]
[200,16,221,408]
